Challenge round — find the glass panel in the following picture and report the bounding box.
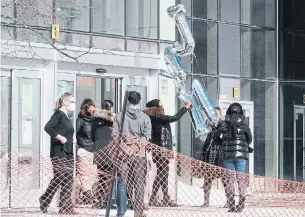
[15,29,51,44]
[76,77,117,113]
[60,33,91,48]
[280,32,305,80]
[219,24,241,76]
[279,82,305,180]
[242,0,276,28]
[1,76,11,190]
[193,0,218,20]
[18,78,41,189]
[242,28,276,79]
[92,0,125,35]
[57,80,74,98]
[176,0,192,17]
[1,0,14,23]
[193,21,217,75]
[16,0,53,26]
[159,0,176,41]
[58,0,90,32]
[220,0,240,23]
[92,36,125,51]
[126,40,158,54]
[295,111,304,182]
[126,0,158,39]
[280,0,304,29]
[126,85,147,110]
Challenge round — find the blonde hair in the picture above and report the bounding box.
[55,92,74,110]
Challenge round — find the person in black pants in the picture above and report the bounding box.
[200,107,228,208]
[91,100,116,209]
[143,99,192,207]
[39,92,77,215]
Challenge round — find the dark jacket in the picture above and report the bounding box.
[91,109,116,165]
[200,124,223,165]
[215,103,253,160]
[76,115,94,152]
[143,106,187,149]
[44,110,74,159]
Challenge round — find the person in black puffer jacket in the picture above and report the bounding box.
[214,103,253,213]
[76,98,96,204]
[143,99,192,207]
[91,100,116,209]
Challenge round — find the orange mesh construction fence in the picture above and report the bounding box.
[1,129,305,217]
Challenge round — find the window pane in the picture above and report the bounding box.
[193,21,217,75]
[250,81,276,177]
[279,82,305,180]
[126,40,158,54]
[92,0,125,35]
[242,0,276,28]
[60,32,91,47]
[16,0,53,26]
[58,0,90,32]
[176,0,192,17]
[126,0,158,39]
[280,32,305,80]
[219,24,240,76]
[220,0,240,23]
[242,28,276,79]
[159,0,176,41]
[193,0,218,20]
[1,0,15,24]
[92,36,125,51]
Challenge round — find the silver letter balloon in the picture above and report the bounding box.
[159,4,218,141]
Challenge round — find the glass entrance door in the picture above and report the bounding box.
[293,105,305,182]
[1,69,42,208]
[218,100,254,175]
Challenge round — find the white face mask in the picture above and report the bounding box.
[67,103,76,112]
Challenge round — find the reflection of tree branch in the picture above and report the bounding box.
[1,14,92,64]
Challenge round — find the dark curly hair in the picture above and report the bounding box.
[78,98,96,118]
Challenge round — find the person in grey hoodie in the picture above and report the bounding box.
[113,91,151,217]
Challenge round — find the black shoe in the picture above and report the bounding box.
[227,199,236,212]
[201,202,210,208]
[39,196,48,213]
[235,197,246,213]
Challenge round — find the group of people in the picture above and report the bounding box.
[200,103,253,213]
[39,91,192,217]
[38,90,253,215]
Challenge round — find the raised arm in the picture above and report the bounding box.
[156,107,188,124]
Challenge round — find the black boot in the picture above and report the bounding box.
[201,186,210,207]
[227,197,236,212]
[39,196,48,213]
[235,196,246,213]
[162,195,178,207]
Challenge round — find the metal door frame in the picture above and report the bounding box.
[218,100,255,175]
[293,105,305,181]
[11,69,43,208]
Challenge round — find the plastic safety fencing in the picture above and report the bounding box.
[1,129,305,217]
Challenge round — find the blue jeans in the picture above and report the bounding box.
[116,157,146,216]
[116,173,127,215]
[223,158,247,199]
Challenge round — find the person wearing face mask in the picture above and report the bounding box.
[143,99,192,207]
[39,92,77,215]
[75,98,97,204]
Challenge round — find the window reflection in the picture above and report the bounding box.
[126,0,158,39]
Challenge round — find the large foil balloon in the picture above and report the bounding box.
[159,4,218,140]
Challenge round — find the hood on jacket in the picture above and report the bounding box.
[143,107,164,116]
[92,109,116,122]
[226,103,243,116]
[125,106,145,120]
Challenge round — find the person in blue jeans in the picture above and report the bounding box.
[113,91,152,217]
[214,103,253,213]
